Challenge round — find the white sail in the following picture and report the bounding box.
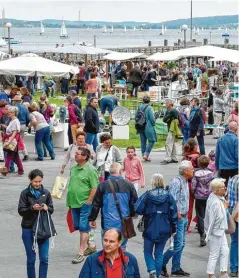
[193,26,196,32]
[179,26,182,32]
[60,20,68,37]
[111,26,114,33]
[197,27,200,34]
[124,26,127,32]
[40,22,45,34]
[133,26,136,31]
[102,25,107,33]
[164,25,167,32]
[161,24,165,35]
[201,27,204,31]
[225,27,228,33]
[140,27,143,31]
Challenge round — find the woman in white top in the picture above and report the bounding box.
[93,133,122,182]
[28,105,55,161]
[60,131,95,174]
[204,178,229,278]
[1,106,24,177]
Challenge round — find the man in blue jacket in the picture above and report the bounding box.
[89,162,138,250]
[12,95,30,161]
[215,121,238,186]
[79,229,141,278]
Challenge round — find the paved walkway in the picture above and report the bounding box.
[0,134,229,278]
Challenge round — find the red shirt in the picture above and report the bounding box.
[68,104,79,125]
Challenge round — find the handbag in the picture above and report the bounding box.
[137,216,145,232]
[225,212,236,234]
[66,208,75,233]
[51,176,68,199]
[97,145,112,182]
[3,138,18,152]
[108,179,136,239]
[32,210,57,250]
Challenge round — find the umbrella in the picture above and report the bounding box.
[103,52,144,61]
[52,45,113,55]
[0,53,79,77]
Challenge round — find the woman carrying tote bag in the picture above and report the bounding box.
[18,169,55,278]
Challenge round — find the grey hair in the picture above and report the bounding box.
[109,162,122,175]
[210,178,226,193]
[151,174,165,189]
[165,99,174,105]
[8,106,18,116]
[178,161,192,175]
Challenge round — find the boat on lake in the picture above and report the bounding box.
[60,20,68,38]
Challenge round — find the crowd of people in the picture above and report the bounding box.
[0,57,238,278]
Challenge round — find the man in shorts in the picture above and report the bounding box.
[100,94,120,125]
[66,147,99,264]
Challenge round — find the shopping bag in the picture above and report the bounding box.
[0,142,4,161]
[51,176,68,199]
[66,208,75,233]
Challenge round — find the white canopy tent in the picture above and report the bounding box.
[147,45,239,61]
[209,54,239,64]
[0,53,79,77]
[103,52,144,61]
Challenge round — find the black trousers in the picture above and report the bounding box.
[77,80,85,94]
[219,168,238,187]
[195,199,207,236]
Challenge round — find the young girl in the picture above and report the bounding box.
[208,150,216,173]
[122,146,145,193]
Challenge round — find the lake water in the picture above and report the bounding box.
[1,27,238,49]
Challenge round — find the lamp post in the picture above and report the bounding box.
[190,0,193,42]
[182,24,188,48]
[5,22,12,55]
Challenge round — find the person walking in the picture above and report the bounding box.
[213,89,225,139]
[204,178,229,278]
[188,98,205,155]
[93,133,122,182]
[136,96,157,162]
[227,175,239,277]
[18,169,54,278]
[84,97,100,152]
[207,86,216,135]
[191,155,214,247]
[122,146,145,193]
[135,174,177,278]
[66,147,99,264]
[12,94,30,161]
[79,229,141,278]
[177,97,190,146]
[89,162,138,251]
[215,122,238,186]
[161,99,178,165]
[86,72,98,102]
[161,161,194,277]
[77,62,86,95]
[130,64,142,97]
[28,105,55,161]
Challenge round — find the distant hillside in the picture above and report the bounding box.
[1,15,238,29]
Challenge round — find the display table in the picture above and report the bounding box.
[112,125,129,140]
[112,85,128,100]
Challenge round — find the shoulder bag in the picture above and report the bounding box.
[108,179,136,239]
[97,145,112,182]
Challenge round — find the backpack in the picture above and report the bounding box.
[178,112,189,128]
[135,105,149,131]
[73,104,83,122]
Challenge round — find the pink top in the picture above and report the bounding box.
[208,160,216,173]
[86,79,98,94]
[123,156,145,187]
[228,113,238,125]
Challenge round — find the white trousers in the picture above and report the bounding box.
[213,112,223,138]
[165,131,177,162]
[206,233,229,274]
[133,183,139,194]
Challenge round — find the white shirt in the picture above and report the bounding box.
[6,118,20,135]
[97,147,113,172]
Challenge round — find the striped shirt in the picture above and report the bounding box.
[228,175,239,212]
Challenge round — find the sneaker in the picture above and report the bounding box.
[200,234,207,247]
[220,274,229,278]
[171,268,190,277]
[149,272,157,278]
[161,266,169,277]
[83,246,97,256]
[160,160,171,165]
[230,272,238,277]
[22,155,29,161]
[72,254,85,264]
[170,160,179,163]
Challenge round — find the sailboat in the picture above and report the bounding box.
[40,22,45,35]
[179,26,182,33]
[140,27,143,31]
[124,26,127,33]
[110,26,114,33]
[133,26,136,32]
[201,27,204,31]
[164,25,167,32]
[102,26,108,33]
[159,24,164,35]
[60,20,68,38]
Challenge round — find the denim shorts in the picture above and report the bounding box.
[100,98,113,114]
[71,204,92,232]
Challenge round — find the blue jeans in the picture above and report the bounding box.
[86,133,99,152]
[22,228,49,278]
[139,131,155,157]
[189,130,205,155]
[43,134,54,156]
[180,127,189,146]
[35,126,55,160]
[163,217,188,272]
[144,237,168,277]
[230,222,238,273]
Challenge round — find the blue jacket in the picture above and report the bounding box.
[0,92,10,103]
[189,106,204,134]
[79,249,141,278]
[15,104,30,125]
[215,131,238,170]
[89,176,138,231]
[135,188,178,242]
[137,104,157,142]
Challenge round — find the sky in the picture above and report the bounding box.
[1,0,239,22]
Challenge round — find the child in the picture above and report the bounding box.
[208,150,216,173]
[122,146,145,193]
[191,155,214,247]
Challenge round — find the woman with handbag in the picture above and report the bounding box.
[134,174,178,278]
[93,133,122,182]
[18,169,54,278]
[1,106,24,178]
[204,178,231,278]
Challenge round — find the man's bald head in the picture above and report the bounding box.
[109,162,122,175]
[229,121,238,133]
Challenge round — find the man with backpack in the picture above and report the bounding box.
[135,95,157,162]
[161,99,179,165]
[188,98,205,155]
